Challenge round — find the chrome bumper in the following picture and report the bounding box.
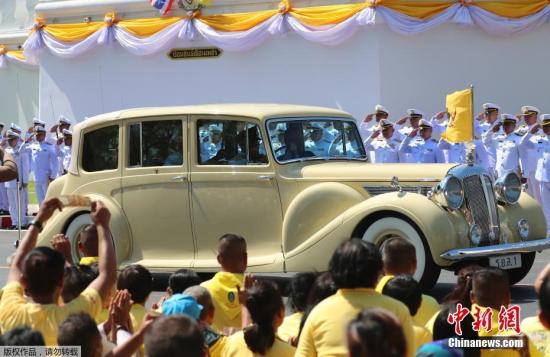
[440,237,550,261]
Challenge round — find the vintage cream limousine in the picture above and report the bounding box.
[38,104,550,289]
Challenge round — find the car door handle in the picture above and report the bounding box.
[172,175,188,182]
[257,175,274,181]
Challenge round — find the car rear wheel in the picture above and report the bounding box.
[361,216,440,292]
[65,214,93,264]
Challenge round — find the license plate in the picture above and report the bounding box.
[489,254,522,270]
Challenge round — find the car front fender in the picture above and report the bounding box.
[36,193,132,264]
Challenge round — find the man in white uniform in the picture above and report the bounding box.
[516,105,540,198]
[359,105,390,139]
[399,119,444,163]
[395,109,424,162]
[482,114,521,179]
[56,129,73,176]
[29,126,58,206]
[519,117,547,205]
[438,138,466,164]
[474,103,500,175]
[534,115,550,236]
[363,119,401,163]
[200,125,223,163]
[4,130,30,229]
[305,123,331,157]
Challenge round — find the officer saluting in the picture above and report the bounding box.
[398,119,444,163]
[359,105,390,139]
[516,105,540,198]
[395,109,423,137]
[56,129,73,176]
[4,130,30,229]
[474,103,500,175]
[482,114,521,179]
[363,119,401,163]
[29,126,59,206]
[532,115,550,236]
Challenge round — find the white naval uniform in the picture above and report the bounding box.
[0,136,8,212]
[483,131,521,179]
[394,124,418,162]
[533,134,550,235]
[519,132,545,204]
[56,144,72,176]
[517,125,540,199]
[474,121,493,170]
[4,144,30,226]
[398,136,444,163]
[30,141,59,206]
[429,117,448,138]
[363,136,400,163]
[438,139,466,164]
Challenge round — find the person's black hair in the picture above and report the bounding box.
[329,239,383,289]
[538,273,550,323]
[347,308,406,357]
[433,304,480,357]
[22,247,65,296]
[243,280,283,355]
[298,272,337,341]
[117,264,153,304]
[145,316,204,357]
[57,313,101,357]
[471,268,509,309]
[0,326,45,346]
[380,237,416,275]
[443,264,482,310]
[168,269,201,294]
[61,264,99,303]
[288,272,317,313]
[79,224,98,256]
[381,275,422,316]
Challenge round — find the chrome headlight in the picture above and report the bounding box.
[434,175,464,210]
[494,172,521,204]
[517,219,529,241]
[469,224,482,246]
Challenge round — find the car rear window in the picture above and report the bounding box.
[82,125,119,172]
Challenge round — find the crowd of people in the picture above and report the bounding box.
[0,198,549,356]
[0,115,73,229]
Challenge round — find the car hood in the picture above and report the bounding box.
[282,162,455,183]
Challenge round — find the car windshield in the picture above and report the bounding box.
[267,118,367,163]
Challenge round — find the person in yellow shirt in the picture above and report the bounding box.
[201,233,247,332]
[278,272,317,343]
[0,199,117,346]
[295,239,415,357]
[527,273,550,356]
[470,268,541,357]
[223,280,295,357]
[78,224,99,266]
[184,285,228,357]
[347,308,407,357]
[116,264,153,332]
[382,275,432,349]
[376,237,440,326]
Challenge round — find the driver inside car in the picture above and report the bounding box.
[278,123,315,161]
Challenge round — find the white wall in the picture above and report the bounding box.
[0,66,39,128]
[39,23,550,125]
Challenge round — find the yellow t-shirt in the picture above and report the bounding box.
[0,281,102,346]
[414,323,432,349]
[376,274,440,327]
[425,309,441,335]
[201,272,244,332]
[520,316,550,357]
[295,288,415,357]
[223,330,295,357]
[95,308,109,324]
[278,312,303,342]
[130,303,147,332]
[79,256,99,266]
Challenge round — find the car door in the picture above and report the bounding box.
[190,115,284,270]
[121,116,195,269]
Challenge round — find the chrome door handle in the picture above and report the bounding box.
[257,175,274,181]
[172,175,188,182]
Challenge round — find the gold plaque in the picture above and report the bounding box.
[167,47,223,60]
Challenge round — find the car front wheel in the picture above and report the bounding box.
[361,216,440,292]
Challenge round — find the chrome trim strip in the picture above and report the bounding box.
[440,238,550,260]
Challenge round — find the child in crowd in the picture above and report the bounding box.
[152,268,201,312]
[0,326,45,346]
[57,313,102,357]
[61,264,99,304]
[223,280,295,357]
[117,264,153,332]
[522,272,550,355]
[377,237,440,326]
[296,239,414,357]
[278,272,317,343]
[201,233,248,332]
[185,285,228,357]
[0,199,116,346]
[145,315,207,357]
[78,224,99,266]
[347,308,407,357]
[382,275,432,348]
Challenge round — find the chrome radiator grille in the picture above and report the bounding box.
[364,186,432,196]
[463,175,500,244]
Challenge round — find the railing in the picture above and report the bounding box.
[0,0,38,33]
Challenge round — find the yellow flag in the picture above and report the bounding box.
[442,88,473,143]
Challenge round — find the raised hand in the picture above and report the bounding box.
[363,113,375,123]
[408,128,419,138]
[395,116,408,125]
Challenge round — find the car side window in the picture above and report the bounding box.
[82,125,119,172]
[197,119,268,165]
[128,120,184,167]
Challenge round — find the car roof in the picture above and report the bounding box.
[79,103,354,129]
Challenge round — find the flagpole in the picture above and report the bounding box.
[470,84,474,140]
[467,84,475,165]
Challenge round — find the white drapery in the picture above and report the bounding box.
[0,53,38,70]
[23,4,550,60]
